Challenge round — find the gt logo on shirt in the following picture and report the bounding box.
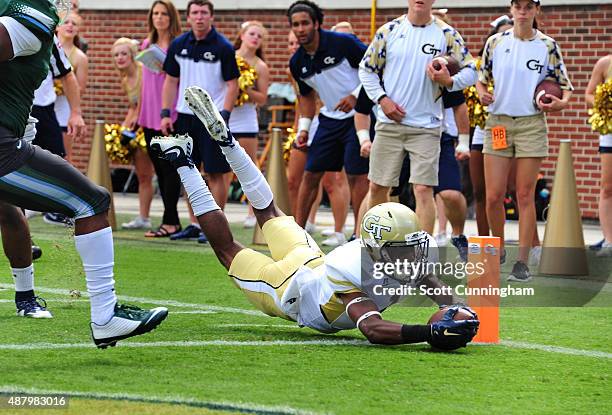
[422,43,442,56]
[362,215,392,240]
[323,56,336,65]
[203,52,216,61]
[526,59,545,73]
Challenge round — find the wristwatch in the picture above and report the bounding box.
[160,108,171,118]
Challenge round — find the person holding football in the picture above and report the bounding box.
[476,0,573,281]
[151,86,480,350]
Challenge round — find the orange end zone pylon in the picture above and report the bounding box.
[467,236,501,343]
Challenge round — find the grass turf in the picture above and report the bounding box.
[0,214,610,415]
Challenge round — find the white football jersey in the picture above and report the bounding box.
[282,237,438,333]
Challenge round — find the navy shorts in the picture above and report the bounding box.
[396,133,462,195]
[174,113,230,174]
[31,104,65,158]
[435,134,462,194]
[600,146,612,154]
[305,114,368,175]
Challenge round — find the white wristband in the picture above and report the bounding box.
[456,133,470,153]
[356,310,382,329]
[357,129,371,146]
[351,85,361,99]
[298,117,312,133]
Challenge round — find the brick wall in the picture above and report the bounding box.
[77,4,611,218]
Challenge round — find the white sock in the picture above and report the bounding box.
[177,167,220,217]
[74,227,117,325]
[220,142,273,210]
[12,264,34,292]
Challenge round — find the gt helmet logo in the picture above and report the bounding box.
[362,215,392,240]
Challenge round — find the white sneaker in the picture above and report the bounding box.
[184,86,233,146]
[243,215,256,228]
[321,227,335,237]
[529,246,542,266]
[90,303,168,349]
[121,216,152,230]
[150,134,194,168]
[305,221,317,234]
[596,241,612,257]
[435,232,450,246]
[322,232,347,247]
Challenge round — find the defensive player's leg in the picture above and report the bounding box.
[0,201,51,318]
[0,144,167,346]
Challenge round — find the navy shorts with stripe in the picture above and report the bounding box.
[174,113,231,174]
[305,114,368,175]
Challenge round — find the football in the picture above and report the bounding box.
[428,306,476,324]
[534,80,563,106]
[432,55,461,76]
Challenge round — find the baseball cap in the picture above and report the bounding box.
[511,0,541,4]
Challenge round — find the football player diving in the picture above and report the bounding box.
[152,86,480,350]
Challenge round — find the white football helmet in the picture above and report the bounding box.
[361,202,430,271]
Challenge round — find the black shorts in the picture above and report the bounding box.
[0,138,109,219]
[600,146,612,154]
[174,113,230,174]
[31,104,65,157]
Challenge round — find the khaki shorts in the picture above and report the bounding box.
[369,121,441,187]
[483,113,548,158]
[228,216,325,320]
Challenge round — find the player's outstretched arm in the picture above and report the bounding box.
[339,292,431,345]
[339,292,479,348]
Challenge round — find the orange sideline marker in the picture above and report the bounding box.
[467,236,501,343]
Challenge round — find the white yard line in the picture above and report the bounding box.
[0,339,371,351]
[1,284,610,359]
[0,283,264,316]
[0,385,318,415]
[499,340,612,359]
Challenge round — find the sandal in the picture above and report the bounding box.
[144,224,181,238]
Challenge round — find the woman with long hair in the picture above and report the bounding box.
[477,0,573,281]
[470,15,514,237]
[231,21,270,228]
[55,11,88,163]
[112,37,155,232]
[137,0,184,237]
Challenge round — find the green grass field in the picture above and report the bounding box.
[0,213,610,415]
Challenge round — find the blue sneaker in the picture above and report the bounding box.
[170,224,201,241]
[16,296,52,319]
[197,232,208,244]
[451,234,468,262]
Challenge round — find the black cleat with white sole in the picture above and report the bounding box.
[150,134,194,169]
[90,303,168,349]
[184,86,234,147]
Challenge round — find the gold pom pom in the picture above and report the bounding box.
[104,124,144,164]
[53,79,64,96]
[588,79,612,135]
[236,55,258,107]
[283,128,297,163]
